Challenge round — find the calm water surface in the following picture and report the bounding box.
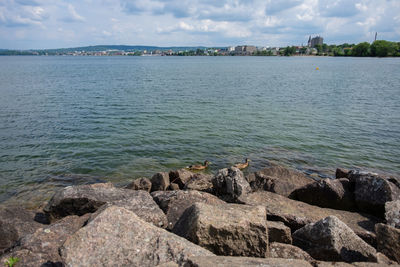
[0,56,399,206]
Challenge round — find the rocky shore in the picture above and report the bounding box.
[1,163,399,266]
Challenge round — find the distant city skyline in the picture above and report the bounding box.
[1,0,399,50]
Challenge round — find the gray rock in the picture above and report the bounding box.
[151,172,170,192]
[124,177,152,192]
[348,171,400,218]
[293,216,377,262]
[151,190,225,230]
[336,168,350,179]
[239,191,381,247]
[169,169,195,189]
[60,206,214,266]
[246,164,314,197]
[376,223,400,263]
[184,173,214,193]
[44,183,167,227]
[184,256,313,267]
[268,242,314,261]
[0,206,43,253]
[169,183,180,190]
[385,200,400,229]
[289,178,356,211]
[212,167,251,202]
[173,202,268,257]
[268,221,292,244]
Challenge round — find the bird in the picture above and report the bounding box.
[186,160,210,171]
[233,158,251,170]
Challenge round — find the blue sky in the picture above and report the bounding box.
[1,0,399,49]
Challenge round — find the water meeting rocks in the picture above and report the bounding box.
[0,205,43,254]
[172,202,268,257]
[212,167,251,202]
[289,178,356,211]
[293,216,377,263]
[44,183,167,227]
[239,191,380,246]
[348,170,400,218]
[246,164,314,197]
[151,190,225,230]
[375,223,400,263]
[60,206,213,266]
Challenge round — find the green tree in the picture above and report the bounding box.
[370,40,396,57]
[352,42,370,57]
[283,46,296,56]
[314,44,323,55]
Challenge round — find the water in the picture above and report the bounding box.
[0,56,399,207]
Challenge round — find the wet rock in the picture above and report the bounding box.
[151,190,225,230]
[184,173,214,193]
[239,191,381,247]
[169,183,180,190]
[268,242,314,261]
[0,206,43,254]
[336,168,350,179]
[385,200,400,229]
[151,172,171,192]
[184,256,312,267]
[293,216,377,263]
[376,223,400,263]
[289,178,356,211]
[60,206,213,266]
[124,177,152,192]
[348,171,400,218]
[212,167,251,202]
[246,164,314,197]
[169,169,195,189]
[268,220,292,244]
[173,202,268,257]
[44,183,167,227]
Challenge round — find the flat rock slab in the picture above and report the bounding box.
[293,216,376,262]
[246,164,314,197]
[268,242,313,261]
[0,205,43,253]
[184,256,313,267]
[151,190,225,230]
[44,183,167,227]
[376,223,400,263]
[268,221,292,244]
[173,202,268,257]
[239,191,381,246]
[61,206,214,266]
[1,214,89,266]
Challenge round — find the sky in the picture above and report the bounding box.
[0,0,399,49]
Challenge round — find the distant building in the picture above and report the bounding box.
[308,35,324,48]
[234,45,257,55]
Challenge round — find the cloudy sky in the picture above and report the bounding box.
[0,0,399,49]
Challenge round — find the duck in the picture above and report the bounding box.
[233,158,251,170]
[186,160,210,171]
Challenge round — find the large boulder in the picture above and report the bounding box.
[44,183,167,227]
[1,214,89,266]
[385,200,400,229]
[239,191,381,247]
[173,202,268,257]
[184,256,312,267]
[151,190,225,230]
[246,164,314,197]
[289,178,356,211]
[124,177,152,192]
[293,216,377,262]
[268,242,314,262]
[376,223,400,263]
[212,167,251,202]
[60,206,213,266]
[348,171,400,218]
[151,172,170,192]
[268,221,292,244]
[169,169,195,189]
[0,206,43,254]
[184,173,214,193]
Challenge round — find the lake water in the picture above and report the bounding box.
[0,56,399,206]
